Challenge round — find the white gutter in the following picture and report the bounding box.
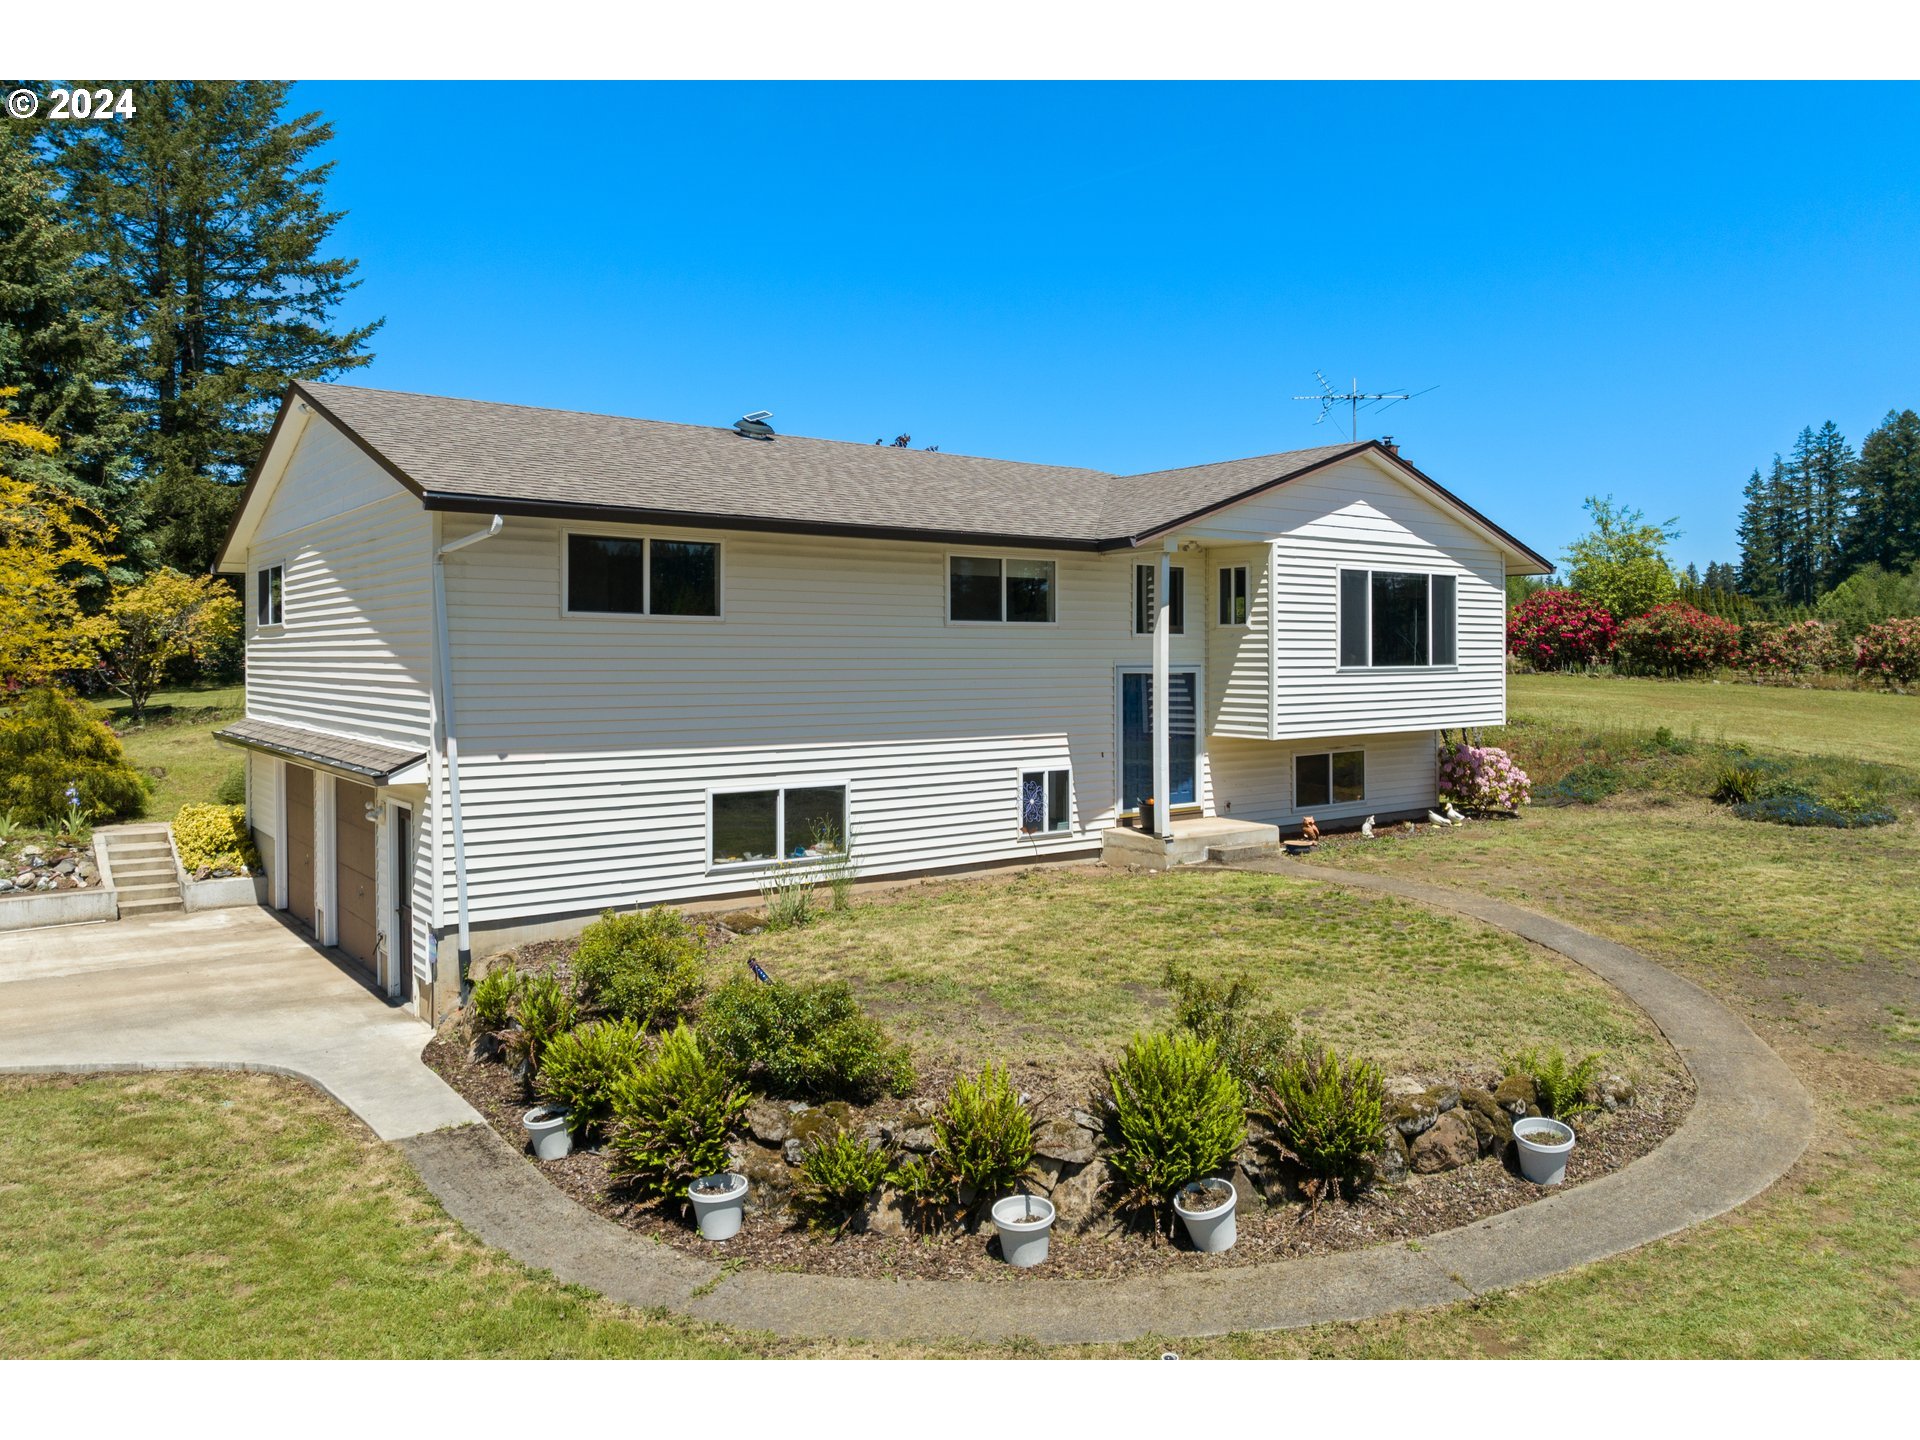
[432,513,503,998]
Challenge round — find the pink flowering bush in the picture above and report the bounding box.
[1855,618,1920,686]
[1738,619,1850,677]
[1613,603,1741,678]
[1437,743,1532,812]
[1506,589,1618,671]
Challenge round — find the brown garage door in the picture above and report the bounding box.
[334,778,378,978]
[285,765,316,928]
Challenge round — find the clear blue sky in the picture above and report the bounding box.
[297,81,1920,572]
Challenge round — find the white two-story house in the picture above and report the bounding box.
[213,383,1549,1020]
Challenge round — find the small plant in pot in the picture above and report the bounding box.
[687,1171,751,1240]
[522,1102,573,1160]
[1513,1117,1576,1185]
[989,1190,1056,1267]
[1502,1045,1600,1186]
[1172,1177,1237,1253]
[607,1022,749,1239]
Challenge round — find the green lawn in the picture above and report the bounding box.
[93,683,245,819]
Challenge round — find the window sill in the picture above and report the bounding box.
[561,609,724,622]
[1334,665,1461,674]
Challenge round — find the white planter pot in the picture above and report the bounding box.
[522,1104,573,1161]
[688,1172,750,1241]
[1514,1117,1576,1185]
[990,1193,1056,1268]
[1173,1179,1238,1253]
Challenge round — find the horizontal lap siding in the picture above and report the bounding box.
[1211,730,1437,828]
[1205,544,1272,739]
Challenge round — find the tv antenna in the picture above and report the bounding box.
[1293,372,1434,442]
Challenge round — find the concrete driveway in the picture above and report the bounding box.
[0,906,479,1140]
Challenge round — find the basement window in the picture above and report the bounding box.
[1132,564,1185,635]
[1295,749,1366,809]
[710,784,848,868]
[1019,768,1072,834]
[256,564,284,627]
[566,533,720,617]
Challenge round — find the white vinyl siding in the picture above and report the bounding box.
[1205,544,1272,740]
[1210,730,1437,828]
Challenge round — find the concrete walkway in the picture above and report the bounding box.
[0,906,478,1141]
[397,863,1816,1344]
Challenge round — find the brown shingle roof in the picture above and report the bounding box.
[274,382,1548,567]
[214,718,425,783]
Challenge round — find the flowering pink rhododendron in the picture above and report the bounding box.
[1437,743,1532,811]
[1613,602,1740,677]
[1855,617,1920,685]
[1506,589,1617,671]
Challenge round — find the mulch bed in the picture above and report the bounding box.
[422,1027,1693,1284]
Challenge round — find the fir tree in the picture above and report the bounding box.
[48,82,380,572]
[1845,409,1920,575]
[1798,420,1855,598]
[1737,460,1789,600]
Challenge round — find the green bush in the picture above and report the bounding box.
[213,763,247,806]
[887,1153,950,1225]
[1711,762,1764,805]
[606,1023,746,1201]
[467,966,521,1035]
[1164,962,1294,1098]
[1260,1043,1386,1202]
[172,802,259,872]
[505,971,577,1077]
[535,1017,647,1141]
[1503,1045,1602,1119]
[0,687,149,825]
[796,1131,893,1232]
[1105,1032,1246,1206]
[1539,760,1623,805]
[931,1064,1034,1208]
[703,976,913,1102]
[570,907,706,1029]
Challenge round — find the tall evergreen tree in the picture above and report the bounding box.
[1736,459,1789,600]
[48,82,380,572]
[1845,408,1920,575]
[1797,419,1855,598]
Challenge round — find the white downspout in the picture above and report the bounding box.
[433,513,503,1001]
[1152,539,1174,839]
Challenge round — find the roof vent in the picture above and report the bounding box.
[735,410,775,441]
[1380,435,1399,456]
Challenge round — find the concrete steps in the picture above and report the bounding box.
[95,825,184,915]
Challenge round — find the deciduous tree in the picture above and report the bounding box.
[0,395,114,689]
[77,568,241,723]
[1562,495,1679,620]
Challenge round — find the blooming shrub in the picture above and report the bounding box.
[1506,589,1618,671]
[1739,619,1849,677]
[1854,618,1920,686]
[173,802,258,873]
[1437,743,1532,811]
[1613,603,1740,678]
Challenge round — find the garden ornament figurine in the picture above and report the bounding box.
[1426,809,1453,827]
[1360,815,1375,838]
[1441,801,1466,823]
[1301,815,1319,843]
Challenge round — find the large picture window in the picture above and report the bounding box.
[1337,569,1458,667]
[948,555,1056,623]
[1133,564,1184,635]
[567,533,720,617]
[1294,749,1365,809]
[710,784,848,867]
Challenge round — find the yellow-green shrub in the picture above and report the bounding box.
[173,803,259,873]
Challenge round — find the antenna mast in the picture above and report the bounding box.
[1293,372,1427,442]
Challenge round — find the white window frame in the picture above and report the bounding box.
[1217,564,1249,627]
[945,551,1059,626]
[1335,567,1459,670]
[1016,765,1075,836]
[560,528,726,621]
[256,562,285,629]
[1132,563,1185,636]
[1293,746,1367,809]
[705,778,852,874]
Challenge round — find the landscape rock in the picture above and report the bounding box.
[1370,1127,1411,1186]
[0,879,11,892]
[858,1187,911,1237]
[1422,1083,1460,1115]
[1596,1073,1636,1112]
[13,873,32,888]
[1383,1073,1428,1099]
[786,1101,853,1147]
[1228,1162,1264,1212]
[54,858,76,875]
[1070,1108,1103,1134]
[889,1124,937,1154]
[1493,1074,1538,1119]
[1410,1110,1480,1173]
[781,1137,806,1166]
[1387,1093,1440,1138]
[1048,1158,1112,1232]
[1033,1116,1098,1165]
[745,1098,793,1145]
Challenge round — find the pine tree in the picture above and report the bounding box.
[49,82,380,573]
[1845,409,1920,575]
[1801,420,1855,597]
[1737,460,1789,600]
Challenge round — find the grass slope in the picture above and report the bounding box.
[92,684,244,819]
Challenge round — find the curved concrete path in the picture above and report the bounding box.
[395,862,1816,1344]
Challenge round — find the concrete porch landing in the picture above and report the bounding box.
[1101,815,1279,869]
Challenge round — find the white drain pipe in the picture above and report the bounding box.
[433,513,503,999]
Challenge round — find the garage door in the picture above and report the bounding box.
[334,778,378,977]
[285,765,316,928]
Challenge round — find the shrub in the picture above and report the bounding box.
[1739,619,1849,678]
[886,1153,951,1225]
[213,763,247,806]
[703,975,913,1102]
[1613,603,1741,678]
[606,1022,746,1201]
[570,907,705,1029]
[1855,618,1920,686]
[1163,961,1293,1098]
[0,687,150,826]
[1505,588,1619,671]
[1503,1045,1601,1119]
[1259,1043,1385,1204]
[504,971,577,1077]
[1710,762,1763,805]
[1436,742,1533,811]
[931,1064,1035,1208]
[795,1131,893,1232]
[1106,1032,1246,1210]
[535,1017,647,1141]
[467,966,521,1035]
[173,802,259,873]
[1538,760,1622,805]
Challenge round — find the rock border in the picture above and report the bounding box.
[397,863,1815,1344]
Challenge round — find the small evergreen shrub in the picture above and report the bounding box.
[535,1017,647,1141]
[1163,961,1293,1098]
[570,907,705,1029]
[1260,1043,1386,1203]
[796,1131,893,1231]
[1855,617,1920,686]
[213,763,248,807]
[1503,1045,1601,1119]
[931,1064,1034,1207]
[1106,1032,1246,1207]
[887,1153,951,1225]
[505,971,577,1077]
[173,802,259,873]
[607,1023,746,1201]
[467,966,521,1035]
[1505,589,1619,671]
[703,975,913,1102]
[0,687,150,825]
[1437,742,1533,811]
[1613,603,1741,678]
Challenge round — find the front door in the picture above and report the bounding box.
[1120,670,1197,815]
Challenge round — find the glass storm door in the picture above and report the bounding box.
[1120,671,1197,813]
